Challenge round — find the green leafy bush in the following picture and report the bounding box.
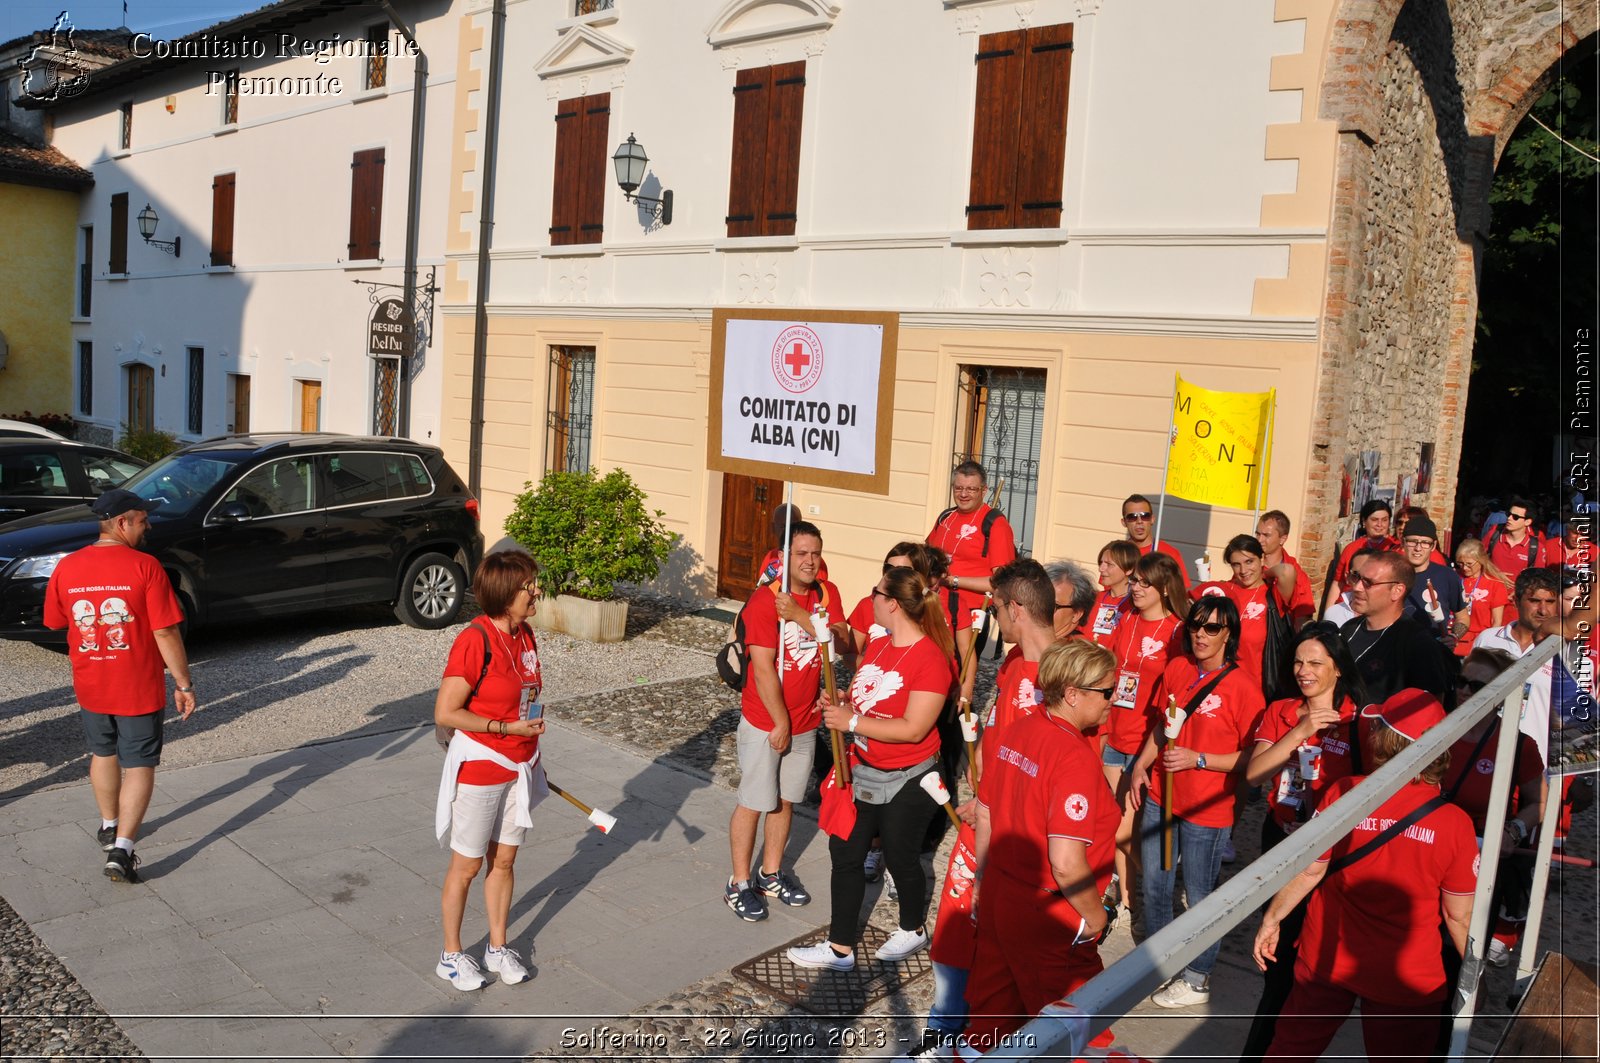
[504,467,674,600]
[116,423,180,463]
[1,410,77,438]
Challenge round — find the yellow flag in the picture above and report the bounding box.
[1163,375,1275,510]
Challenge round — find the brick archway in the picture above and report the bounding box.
[1298,0,1597,586]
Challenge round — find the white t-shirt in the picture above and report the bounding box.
[1472,623,1553,764]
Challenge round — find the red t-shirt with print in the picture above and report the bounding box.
[44,542,186,716]
[443,617,543,785]
[1298,777,1479,1005]
[1334,535,1401,586]
[847,635,953,769]
[1193,580,1277,692]
[1104,612,1181,755]
[928,504,1017,629]
[979,711,1118,895]
[740,579,839,733]
[1147,659,1266,828]
[986,647,1041,733]
[1456,575,1511,657]
[1252,696,1361,827]
[1442,726,1544,835]
[1088,589,1131,647]
[847,594,887,647]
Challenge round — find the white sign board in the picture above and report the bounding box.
[708,309,897,494]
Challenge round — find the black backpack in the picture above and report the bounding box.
[1485,525,1541,570]
[716,583,831,692]
[435,622,495,749]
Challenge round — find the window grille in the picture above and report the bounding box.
[364,25,387,90]
[951,366,1046,557]
[575,0,614,14]
[372,357,399,436]
[546,346,596,473]
[186,348,204,434]
[78,342,93,415]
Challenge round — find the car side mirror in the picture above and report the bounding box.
[214,501,252,523]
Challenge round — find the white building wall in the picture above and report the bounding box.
[50,0,460,446]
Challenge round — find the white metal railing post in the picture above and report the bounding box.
[979,636,1564,1063]
[1511,772,1566,993]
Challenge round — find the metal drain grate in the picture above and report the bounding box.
[732,923,933,1015]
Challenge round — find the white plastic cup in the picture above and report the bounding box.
[1298,745,1322,783]
[1195,557,1212,582]
[970,610,986,631]
[812,615,833,644]
[1163,704,1187,741]
[919,771,951,805]
[959,715,979,742]
[588,809,618,834]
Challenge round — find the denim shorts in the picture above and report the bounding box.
[1101,745,1137,771]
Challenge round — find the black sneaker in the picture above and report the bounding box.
[724,877,768,922]
[104,848,141,884]
[755,867,811,906]
[96,825,116,851]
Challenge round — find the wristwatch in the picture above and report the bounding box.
[1194,753,1208,771]
[176,684,195,693]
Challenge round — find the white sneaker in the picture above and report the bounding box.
[787,942,856,970]
[884,868,899,901]
[863,847,886,882]
[436,950,488,991]
[874,927,928,962]
[1150,976,1210,1008]
[1487,939,1511,968]
[483,944,530,985]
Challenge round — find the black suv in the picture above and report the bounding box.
[0,434,483,640]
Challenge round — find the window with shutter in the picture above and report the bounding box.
[726,62,806,238]
[348,148,384,260]
[109,193,128,273]
[211,173,235,267]
[549,92,609,246]
[966,24,1073,231]
[119,101,132,150]
[221,69,239,125]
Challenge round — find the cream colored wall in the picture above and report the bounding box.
[0,183,77,415]
[444,313,1320,601]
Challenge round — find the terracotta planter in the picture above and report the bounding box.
[530,593,628,643]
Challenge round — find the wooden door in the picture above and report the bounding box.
[717,473,783,601]
[299,381,322,431]
[228,373,251,434]
[125,364,153,432]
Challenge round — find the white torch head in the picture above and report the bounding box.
[588,809,618,834]
[959,715,979,743]
[812,614,833,644]
[919,771,952,805]
[1163,700,1187,741]
[970,610,986,632]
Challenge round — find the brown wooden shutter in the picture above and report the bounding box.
[966,29,1025,230]
[763,62,805,236]
[348,148,384,260]
[109,192,128,273]
[1015,24,1072,229]
[726,67,770,238]
[211,172,236,267]
[550,97,582,245]
[576,92,610,244]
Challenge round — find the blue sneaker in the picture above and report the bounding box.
[725,877,769,922]
[756,867,811,906]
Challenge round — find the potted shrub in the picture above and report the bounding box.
[503,467,673,642]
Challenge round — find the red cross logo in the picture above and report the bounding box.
[771,325,823,393]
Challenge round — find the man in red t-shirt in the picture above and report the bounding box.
[927,461,1017,707]
[1324,499,1401,617]
[43,489,196,884]
[1122,493,1190,589]
[1256,510,1315,629]
[725,521,840,923]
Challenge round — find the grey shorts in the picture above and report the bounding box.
[735,718,817,812]
[80,709,163,767]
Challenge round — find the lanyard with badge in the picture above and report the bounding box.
[1113,616,1164,709]
[494,622,543,722]
[1093,592,1128,638]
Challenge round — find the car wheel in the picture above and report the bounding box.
[396,552,466,629]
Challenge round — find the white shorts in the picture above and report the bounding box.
[448,781,527,859]
[736,718,817,811]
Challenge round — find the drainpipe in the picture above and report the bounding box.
[467,0,508,496]
[378,0,427,438]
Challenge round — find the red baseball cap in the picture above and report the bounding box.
[1360,688,1446,742]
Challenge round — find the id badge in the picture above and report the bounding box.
[518,686,543,721]
[1113,670,1140,708]
[1093,604,1119,636]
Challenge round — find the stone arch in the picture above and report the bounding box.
[1297,0,1596,584]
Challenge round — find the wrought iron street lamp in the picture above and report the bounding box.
[136,203,180,257]
[611,133,672,225]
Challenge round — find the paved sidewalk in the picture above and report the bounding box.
[0,724,834,1062]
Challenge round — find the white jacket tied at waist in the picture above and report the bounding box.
[435,730,548,844]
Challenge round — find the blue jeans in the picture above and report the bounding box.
[927,961,969,1034]
[1139,797,1229,984]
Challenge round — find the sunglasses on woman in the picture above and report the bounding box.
[1186,620,1227,636]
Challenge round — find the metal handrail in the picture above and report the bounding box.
[985,635,1565,1062]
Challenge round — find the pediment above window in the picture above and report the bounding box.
[534,23,634,79]
[706,0,841,49]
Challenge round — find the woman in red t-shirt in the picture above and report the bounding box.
[1194,533,1286,698]
[1453,539,1512,657]
[787,566,957,972]
[1238,624,1366,1060]
[1126,595,1266,1008]
[1089,540,1140,646]
[432,551,547,992]
[1101,550,1186,919]
[959,639,1122,1057]
[1254,690,1478,1063]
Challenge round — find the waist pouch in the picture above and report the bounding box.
[852,757,936,806]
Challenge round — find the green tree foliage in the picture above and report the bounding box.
[503,467,674,600]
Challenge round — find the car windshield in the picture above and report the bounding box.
[120,452,250,518]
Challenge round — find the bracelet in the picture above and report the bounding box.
[848,714,860,733]
[953,575,960,590]
[175,685,194,693]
